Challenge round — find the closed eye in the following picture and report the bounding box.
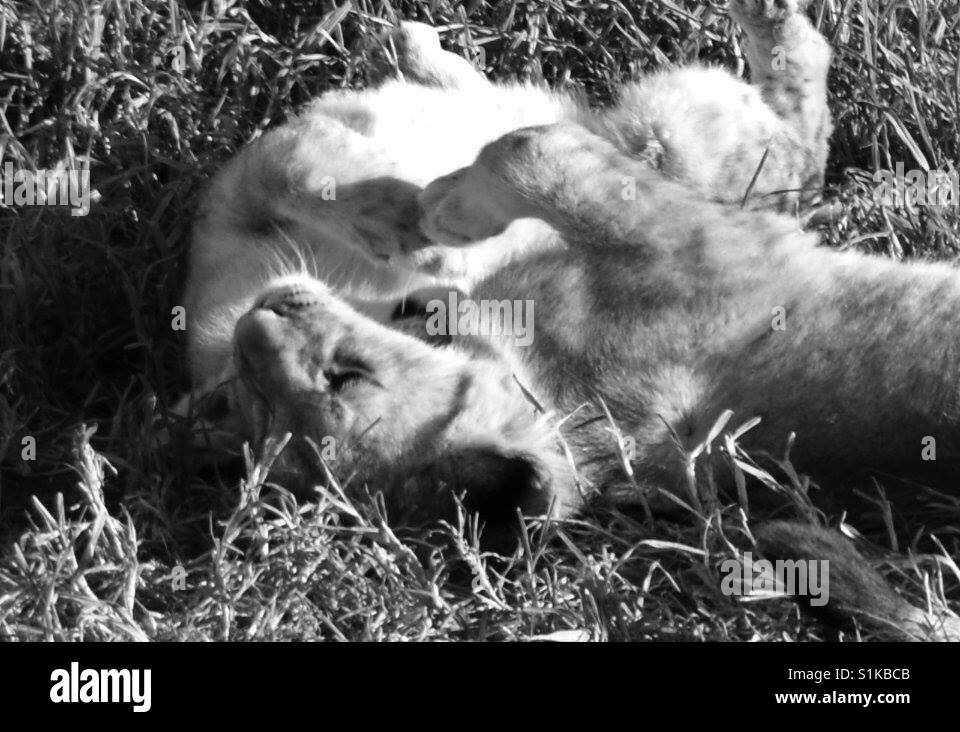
[324,351,379,392]
[324,369,366,392]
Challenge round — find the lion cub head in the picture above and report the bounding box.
[228,275,579,545]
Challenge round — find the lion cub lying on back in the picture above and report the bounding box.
[185,0,832,393]
[231,122,960,638]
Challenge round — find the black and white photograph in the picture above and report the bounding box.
[1,0,958,715]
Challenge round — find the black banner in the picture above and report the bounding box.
[1,641,947,720]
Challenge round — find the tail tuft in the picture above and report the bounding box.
[754,521,960,641]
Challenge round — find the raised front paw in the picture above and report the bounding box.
[729,0,805,25]
[374,21,484,89]
[418,166,511,246]
[383,21,443,63]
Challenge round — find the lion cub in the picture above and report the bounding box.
[230,121,960,638]
[185,1,832,393]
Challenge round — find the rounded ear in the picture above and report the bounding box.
[447,446,557,525]
[387,443,579,551]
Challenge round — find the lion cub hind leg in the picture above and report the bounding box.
[730,0,833,201]
[370,21,486,89]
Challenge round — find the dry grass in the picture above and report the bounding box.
[1,0,958,641]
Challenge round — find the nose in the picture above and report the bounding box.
[234,304,325,396]
[237,277,366,395]
[235,307,291,363]
[239,279,330,361]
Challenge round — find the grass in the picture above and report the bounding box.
[1,0,958,641]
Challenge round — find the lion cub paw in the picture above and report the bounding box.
[419,167,511,246]
[375,21,483,89]
[383,21,443,61]
[730,0,805,25]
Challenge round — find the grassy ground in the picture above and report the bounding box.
[1,0,958,641]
